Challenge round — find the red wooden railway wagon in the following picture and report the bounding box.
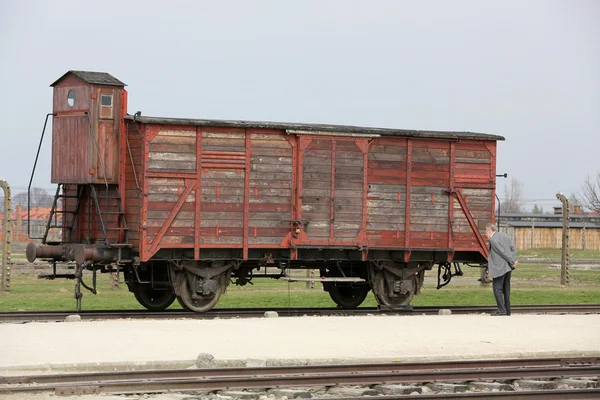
[28,71,504,312]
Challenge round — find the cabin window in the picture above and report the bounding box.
[67,90,76,107]
[100,94,113,118]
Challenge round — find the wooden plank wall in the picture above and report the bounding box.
[366,138,495,250]
[515,227,600,250]
[200,130,245,245]
[453,141,494,249]
[138,124,498,258]
[366,137,407,246]
[301,139,333,239]
[410,140,450,248]
[249,132,292,245]
[146,127,197,247]
[333,140,363,239]
[124,122,142,247]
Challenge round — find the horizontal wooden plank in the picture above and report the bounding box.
[203,131,245,139]
[250,164,293,173]
[202,145,246,152]
[248,237,285,245]
[306,139,333,150]
[202,170,245,179]
[335,157,363,167]
[303,158,332,168]
[250,139,291,149]
[149,160,196,171]
[248,219,290,228]
[249,196,291,205]
[148,210,195,220]
[157,128,196,137]
[200,195,243,204]
[150,143,196,153]
[368,184,407,193]
[303,173,332,182]
[367,199,406,209]
[369,144,408,154]
[455,158,491,164]
[367,222,405,231]
[302,189,331,198]
[410,223,450,232]
[368,152,406,162]
[202,137,245,148]
[248,179,293,189]
[334,189,363,198]
[200,237,243,244]
[251,147,292,156]
[148,193,195,203]
[250,156,293,165]
[200,211,244,220]
[152,135,196,145]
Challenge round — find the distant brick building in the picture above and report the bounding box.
[0,206,56,242]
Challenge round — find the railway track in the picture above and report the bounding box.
[1,304,599,323]
[1,357,598,397]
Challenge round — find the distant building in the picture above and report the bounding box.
[497,211,600,250]
[0,206,58,242]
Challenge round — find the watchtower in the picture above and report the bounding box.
[50,71,127,184]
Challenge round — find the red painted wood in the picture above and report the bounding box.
[147,181,196,257]
[448,142,455,254]
[195,127,202,259]
[404,139,412,257]
[243,129,251,259]
[330,139,336,242]
[455,189,489,259]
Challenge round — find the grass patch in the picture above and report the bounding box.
[1,269,599,312]
[1,247,598,311]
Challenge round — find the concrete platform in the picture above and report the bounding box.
[0,314,598,373]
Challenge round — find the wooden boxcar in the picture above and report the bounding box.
[28,71,504,311]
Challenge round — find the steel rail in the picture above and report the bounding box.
[1,363,599,395]
[0,304,599,323]
[3,356,597,385]
[312,389,600,399]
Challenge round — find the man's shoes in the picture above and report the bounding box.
[491,312,507,316]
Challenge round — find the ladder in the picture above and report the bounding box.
[42,184,129,246]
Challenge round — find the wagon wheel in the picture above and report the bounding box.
[177,271,226,313]
[328,285,370,309]
[132,284,176,311]
[372,270,416,308]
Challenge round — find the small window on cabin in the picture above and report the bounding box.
[100,94,113,119]
[67,90,76,107]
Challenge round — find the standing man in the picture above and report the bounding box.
[485,223,518,316]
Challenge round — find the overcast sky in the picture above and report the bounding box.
[0,0,598,211]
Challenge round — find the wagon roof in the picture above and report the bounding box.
[125,114,504,141]
[51,71,126,87]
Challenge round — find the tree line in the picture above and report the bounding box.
[502,172,600,213]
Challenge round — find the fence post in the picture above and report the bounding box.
[556,193,570,286]
[530,218,535,249]
[1,179,12,292]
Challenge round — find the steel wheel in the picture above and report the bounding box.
[372,271,415,308]
[133,284,176,311]
[177,272,225,313]
[328,286,370,309]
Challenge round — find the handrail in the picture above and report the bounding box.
[28,113,55,239]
